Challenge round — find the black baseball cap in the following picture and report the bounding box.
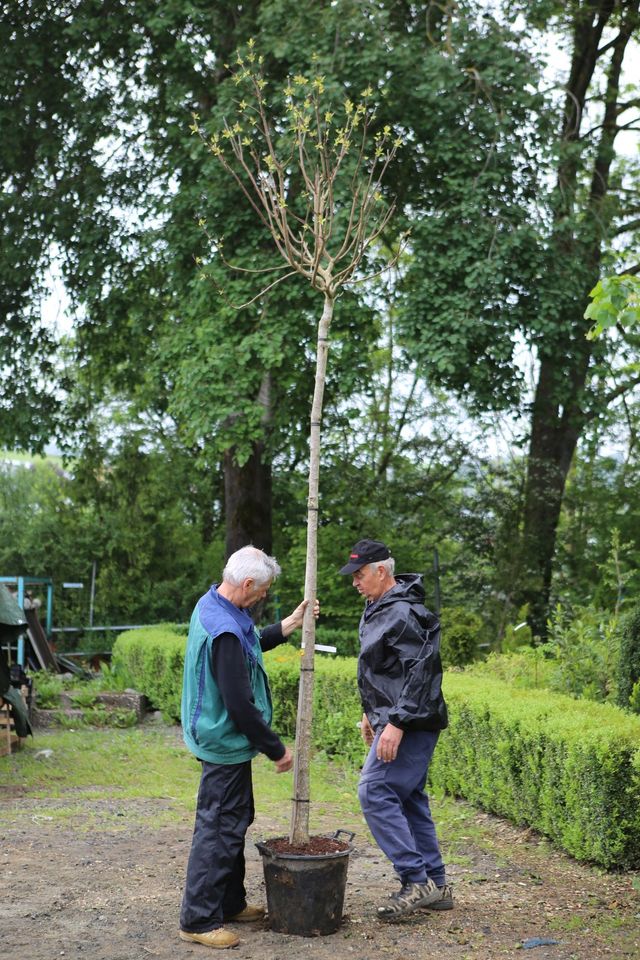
[339,539,391,575]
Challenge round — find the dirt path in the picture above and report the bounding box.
[1,792,638,960]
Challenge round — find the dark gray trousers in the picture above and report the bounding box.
[180,759,254,932]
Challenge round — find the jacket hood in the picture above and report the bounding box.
[363,573,425,622]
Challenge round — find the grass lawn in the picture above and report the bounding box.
[0,722,364,826]
[0,721,476,849]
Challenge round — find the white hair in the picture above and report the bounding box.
[367,556,395,576]
[222,546,281,587]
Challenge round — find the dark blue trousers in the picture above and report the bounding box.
[358,729,445,886]
[180,760,254,932]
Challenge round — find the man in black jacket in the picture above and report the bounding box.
[340,539,453,920]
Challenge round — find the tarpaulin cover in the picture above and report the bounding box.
[0,584,27,627]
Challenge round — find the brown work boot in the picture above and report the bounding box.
[225,904,265,922]
[179,927,240,949]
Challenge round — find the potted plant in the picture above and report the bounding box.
[192,43,401,933]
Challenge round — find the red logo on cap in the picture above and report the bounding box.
[350,553,359,559]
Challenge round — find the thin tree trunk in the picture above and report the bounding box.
[289,293,333,846]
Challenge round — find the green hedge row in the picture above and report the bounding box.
[113,627,640,868]
[436,674,640,869]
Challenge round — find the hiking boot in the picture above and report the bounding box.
[422,884,454,911]
[225,904,265,922]
[179,927,240,949]
[377,878,440,920]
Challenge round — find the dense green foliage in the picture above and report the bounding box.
[6,441,640,701]
[112,626,365,762]
[112,624,188,722]
[617,603,640,711]
[439,606,483,667]
[3,0,639,636]
[545,604,620,703]
[465,609,631,713]
[28,667,138,727]
[5,5,640,865]
[3,3,640,727]
[0,432,525,641]
[462,647,554,691]
[0,451,221,632]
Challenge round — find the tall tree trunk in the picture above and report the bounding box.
[290,293,333,846]
[224,371,273,557]
[223,441,273,556]
[520,0,638,636]
[521,358,586,634]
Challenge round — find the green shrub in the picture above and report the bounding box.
[616,603,640,711]
[313,626,359,657]
[68,688,98,709]
[264,645,301,737]
[433,673,640,869]
[89,706,138,728]
[33,671,64,708]
[93,659,138,692]
[462,648,554,689]
[439,606,483,667]
[113,627,365,761]
[114,625,640,868]
[545,604,619,703]
[500,610,533,651]
[112,624,187,721]
[240,644,363,764]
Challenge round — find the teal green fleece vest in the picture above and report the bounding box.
[181,588,273,764]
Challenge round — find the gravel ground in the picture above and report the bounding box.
[1,789,639,960]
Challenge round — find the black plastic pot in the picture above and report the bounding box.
[255,830,354,936]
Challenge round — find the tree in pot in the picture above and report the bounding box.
[192,42,402,848]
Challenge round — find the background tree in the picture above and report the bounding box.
[396,0,640,634]
[5,0,640,644]
[1,0,387,557]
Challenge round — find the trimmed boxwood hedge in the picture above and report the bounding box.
[436,674,640,869]
[112,624,187,723]
[113,626,640,868]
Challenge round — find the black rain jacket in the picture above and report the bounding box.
[357,573,448,733]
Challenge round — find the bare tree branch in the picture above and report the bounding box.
[613,217,640,237]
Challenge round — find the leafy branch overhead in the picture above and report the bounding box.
[190,40,406,301]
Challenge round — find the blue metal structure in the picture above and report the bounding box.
[0,576,53,666]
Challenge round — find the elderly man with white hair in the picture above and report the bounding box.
[180,545,315,949]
